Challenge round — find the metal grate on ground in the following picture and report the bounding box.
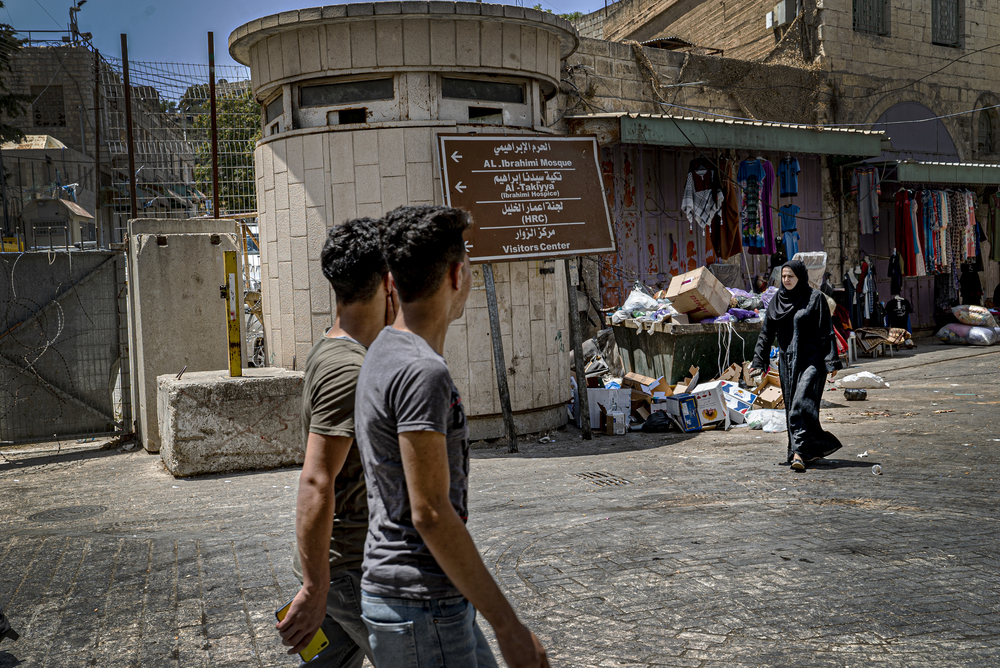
[573,471,633,487]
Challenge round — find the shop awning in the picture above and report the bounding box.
[894,160,1000,185]
[566,113,890,157]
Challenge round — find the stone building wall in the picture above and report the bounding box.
[5,46,99,159]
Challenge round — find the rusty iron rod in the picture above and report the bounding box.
[120,35,137,221]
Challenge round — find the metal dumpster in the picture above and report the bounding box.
[610,320,763,384]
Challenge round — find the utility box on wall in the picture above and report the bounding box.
[767,0,798,29]
[126,218,244,452]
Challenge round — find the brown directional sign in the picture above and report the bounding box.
[438,134,616,263]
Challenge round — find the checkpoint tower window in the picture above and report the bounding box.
[439,76,532,128]
[264,93,283,135]
[296,77,396,127]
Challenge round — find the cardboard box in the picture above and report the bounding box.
[587,388,632,430]
[756,385,783,409]
[662,394,702,432]
[673,366,700,395]
[691,383,731,429]
[665,267,731,321]
[724,396,755,424]
[671,313,690,325]
[605,411,627,435]
[623,372,665,395]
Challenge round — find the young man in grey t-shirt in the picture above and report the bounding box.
[276,218,397,667]
[356,206,548,668]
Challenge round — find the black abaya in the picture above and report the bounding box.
[753,288,844,462]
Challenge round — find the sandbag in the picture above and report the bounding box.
[952,305,998,329]
[936,323,998,346]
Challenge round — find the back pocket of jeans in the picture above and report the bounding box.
[432,607,477,662]
[363,617,418,665]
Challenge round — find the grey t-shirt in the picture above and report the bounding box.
[355,327,469,600]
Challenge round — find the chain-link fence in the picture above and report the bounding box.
[98,58,259,241]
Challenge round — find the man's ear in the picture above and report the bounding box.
[449,260,464,290]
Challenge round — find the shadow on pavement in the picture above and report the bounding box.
[472,425,701,459]
[0,651,24,667]
[811,458,881,469]
[0,444,134,473]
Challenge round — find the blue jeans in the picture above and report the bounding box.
[301,570,373,668]
[361,593,499,668]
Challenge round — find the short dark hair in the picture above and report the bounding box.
[320,217,388,305]
[378,206,471,302]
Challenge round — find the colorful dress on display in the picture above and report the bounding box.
[909,191,927,276]
[851,167,881,234]
[738,158,776,255]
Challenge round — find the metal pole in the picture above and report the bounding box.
[208,32,220,219]
[0,152,10,240]
[483,263,518,453]
[93,49,102,246]
[565,257,592,439]
[120,34,138,221]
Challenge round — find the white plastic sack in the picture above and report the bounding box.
[967,326,999,346]
[611,309,630,324]
[622,288,659,312]
[792,251,828,290]
[745,409,787,432]
[836,371,890,389]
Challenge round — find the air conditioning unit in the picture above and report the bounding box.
[769,0,798,29]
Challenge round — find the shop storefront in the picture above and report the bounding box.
[567,113,889,309]
[851,160,1000,331]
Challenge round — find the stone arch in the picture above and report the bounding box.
[973,92,1000,159]
[859,83,965,161]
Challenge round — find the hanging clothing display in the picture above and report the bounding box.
[779,204,800,258]
[851,167,881,234]
[893,191,913,276]
[738,158,776,255]
[908,191,927,276]
[885,296,912,331]
[711,155,743,260]
[680,157,724,233]
[989,190,1000,263]
[888,249,904,296]
[778,157,801,197]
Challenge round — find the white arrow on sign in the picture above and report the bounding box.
[455,181,466,193]
[451,151,463,163]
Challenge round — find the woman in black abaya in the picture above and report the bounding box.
[751,261,844,471]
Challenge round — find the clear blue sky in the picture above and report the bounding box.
[7,0,609,67]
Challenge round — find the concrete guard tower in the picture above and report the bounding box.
[229,2,579,439]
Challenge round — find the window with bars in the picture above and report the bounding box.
[853,0,888,35]
[31,85,66,127]
[932,0,961,47]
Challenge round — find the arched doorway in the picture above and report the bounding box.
[872,102,959,162]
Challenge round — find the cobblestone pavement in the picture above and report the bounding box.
[1,341,998,667]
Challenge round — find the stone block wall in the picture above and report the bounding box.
[253,124,570,427]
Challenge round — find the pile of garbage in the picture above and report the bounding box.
[573,358,798,435]
[936,305,1000,346]
[607,268,776,330]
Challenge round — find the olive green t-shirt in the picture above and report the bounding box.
[292,335,369,580]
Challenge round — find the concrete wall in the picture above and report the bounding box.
[127,218,244,452]
[232,3,577,439]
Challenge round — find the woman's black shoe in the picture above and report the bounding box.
[0,611,18,644]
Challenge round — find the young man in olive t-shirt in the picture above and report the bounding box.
[276,218,396,667]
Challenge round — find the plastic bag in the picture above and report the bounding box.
[622,289,659,312]
[836,371,891,389]
[936,323,998,346]
[952,305,998,329]
[611,309,630,324]
[745,409,787,432]
[641,411,674,433]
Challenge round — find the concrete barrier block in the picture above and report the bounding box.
[158,369,305,477]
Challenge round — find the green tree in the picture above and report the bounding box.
[0,1,31,143]
[192,89,260,215]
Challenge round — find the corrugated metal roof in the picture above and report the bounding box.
[57,199,94,219]
[894,160,1000,185]
[568,112,885,137]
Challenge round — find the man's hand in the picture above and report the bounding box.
[496,624,549,668]
[276,586,328,655]
[829,369,838,378]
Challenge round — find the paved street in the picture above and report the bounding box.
[2,340,999,667]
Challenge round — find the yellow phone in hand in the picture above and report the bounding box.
[275,597,330,663]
